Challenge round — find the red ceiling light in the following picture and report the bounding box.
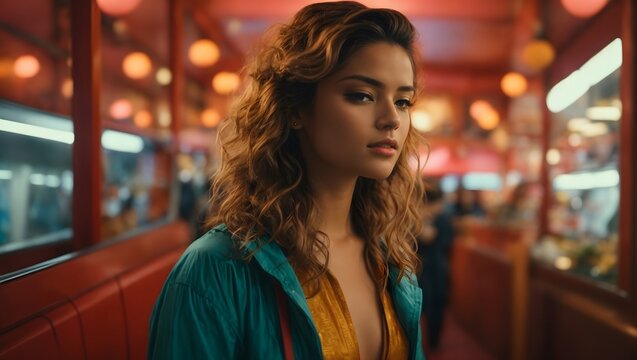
[189,39,220,67]
[470,100,500,130]
[134,110,153,128]
[501,72,528,98]
[212,72,240,95]
[122,52,152,79]
[14,55,40,79]
[201,108,221,128]
[97,0,143,16]
[522,39,555,71]
[109,99,133,119]
[560,0,608,18]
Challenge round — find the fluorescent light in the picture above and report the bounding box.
[29,173,45,186]
[1,118,145,153]
[567,117,590,132]
[580,38,623,86]
[0,170,12,180]
[101,130,144,153]
[553,169,619,190]
[586,106,621,121]
[0,118,74,144]
[580,122,608,137]
[45,175,61,188]
[546,70,589,113]
[462,172,501,191]
[547,38,622,113]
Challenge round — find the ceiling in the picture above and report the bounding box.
[195,0,532,94]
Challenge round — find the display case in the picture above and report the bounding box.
[532,0,632,294]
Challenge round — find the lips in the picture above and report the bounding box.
[367,139,398,149]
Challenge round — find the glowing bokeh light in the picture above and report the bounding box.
[61,78,73,99]
[201,108,221,128]
[189,39,220,67]
[134,110,153,128]
[122,52,152,79]
[97,0,143,16]
[155,67,172,85]
[14,55,40,79]
[560,0,608,18]
[411,110,433,132]
[501,72,528,97]
[109,99,133,119]
[522,39,555,71]
[212,72,240,95]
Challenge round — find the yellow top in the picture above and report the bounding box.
[299,271,409,360]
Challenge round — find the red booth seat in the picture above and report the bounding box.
[0,221,190,360]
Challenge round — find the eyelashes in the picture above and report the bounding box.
[345,92,413,110]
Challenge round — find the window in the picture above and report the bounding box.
[535,38,622,287]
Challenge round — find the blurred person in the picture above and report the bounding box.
[451,186,485,233]
[149,2,427,359]
[417,185,455,350]
[493,182,537,228]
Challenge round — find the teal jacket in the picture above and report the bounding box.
[149,225,426,359]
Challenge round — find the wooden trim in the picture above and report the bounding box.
[170,0,184,143]
[531,263,630,311]
[70,0,102,247]
[619,0,636,309]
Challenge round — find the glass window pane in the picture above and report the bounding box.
[535,39,622,286]
[0,101,73,253]
[0,2,72,115]
[0,1,73,257]
[99,0,173,240]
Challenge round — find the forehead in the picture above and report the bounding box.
[329,42,415,86]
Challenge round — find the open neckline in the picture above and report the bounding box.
[324,270,390,360]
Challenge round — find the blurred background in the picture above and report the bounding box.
[0,0,635,359]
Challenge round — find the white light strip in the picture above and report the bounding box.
[553,169,619,190]
[547,38,622,113]
[586,106,621,121]
[0,118,75,144]
[1,118,145,153]
[101,130,144,153]
[462,172,502,191]
[0,169,12,180]
[29,173,45,186]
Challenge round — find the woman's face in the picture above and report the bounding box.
[296,42,415,181]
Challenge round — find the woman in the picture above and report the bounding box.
[149,2,426,359]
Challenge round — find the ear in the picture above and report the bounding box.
[290,112,304,130]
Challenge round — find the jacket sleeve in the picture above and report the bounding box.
[148,237,243,359]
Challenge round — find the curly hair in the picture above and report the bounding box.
[208,1,425,288]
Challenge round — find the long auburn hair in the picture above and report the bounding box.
[208,1,425,287]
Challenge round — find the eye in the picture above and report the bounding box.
[345,92,374,103]
[395,99,413,110]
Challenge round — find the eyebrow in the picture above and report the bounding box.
[338,75,415,93]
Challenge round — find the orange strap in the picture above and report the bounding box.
[274,280,295,360]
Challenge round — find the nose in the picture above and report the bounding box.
[375,98,401,131]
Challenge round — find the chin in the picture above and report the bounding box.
[361,167,395,180]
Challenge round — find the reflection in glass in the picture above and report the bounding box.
[0,101,73,252]
[0,2,72,115]
[98,0,174,240]
[535,39,622,286]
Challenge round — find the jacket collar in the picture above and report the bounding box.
[242,231,422,360]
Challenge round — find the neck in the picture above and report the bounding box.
[307,173,358,245]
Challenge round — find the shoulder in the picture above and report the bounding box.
[166,224,252,296]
